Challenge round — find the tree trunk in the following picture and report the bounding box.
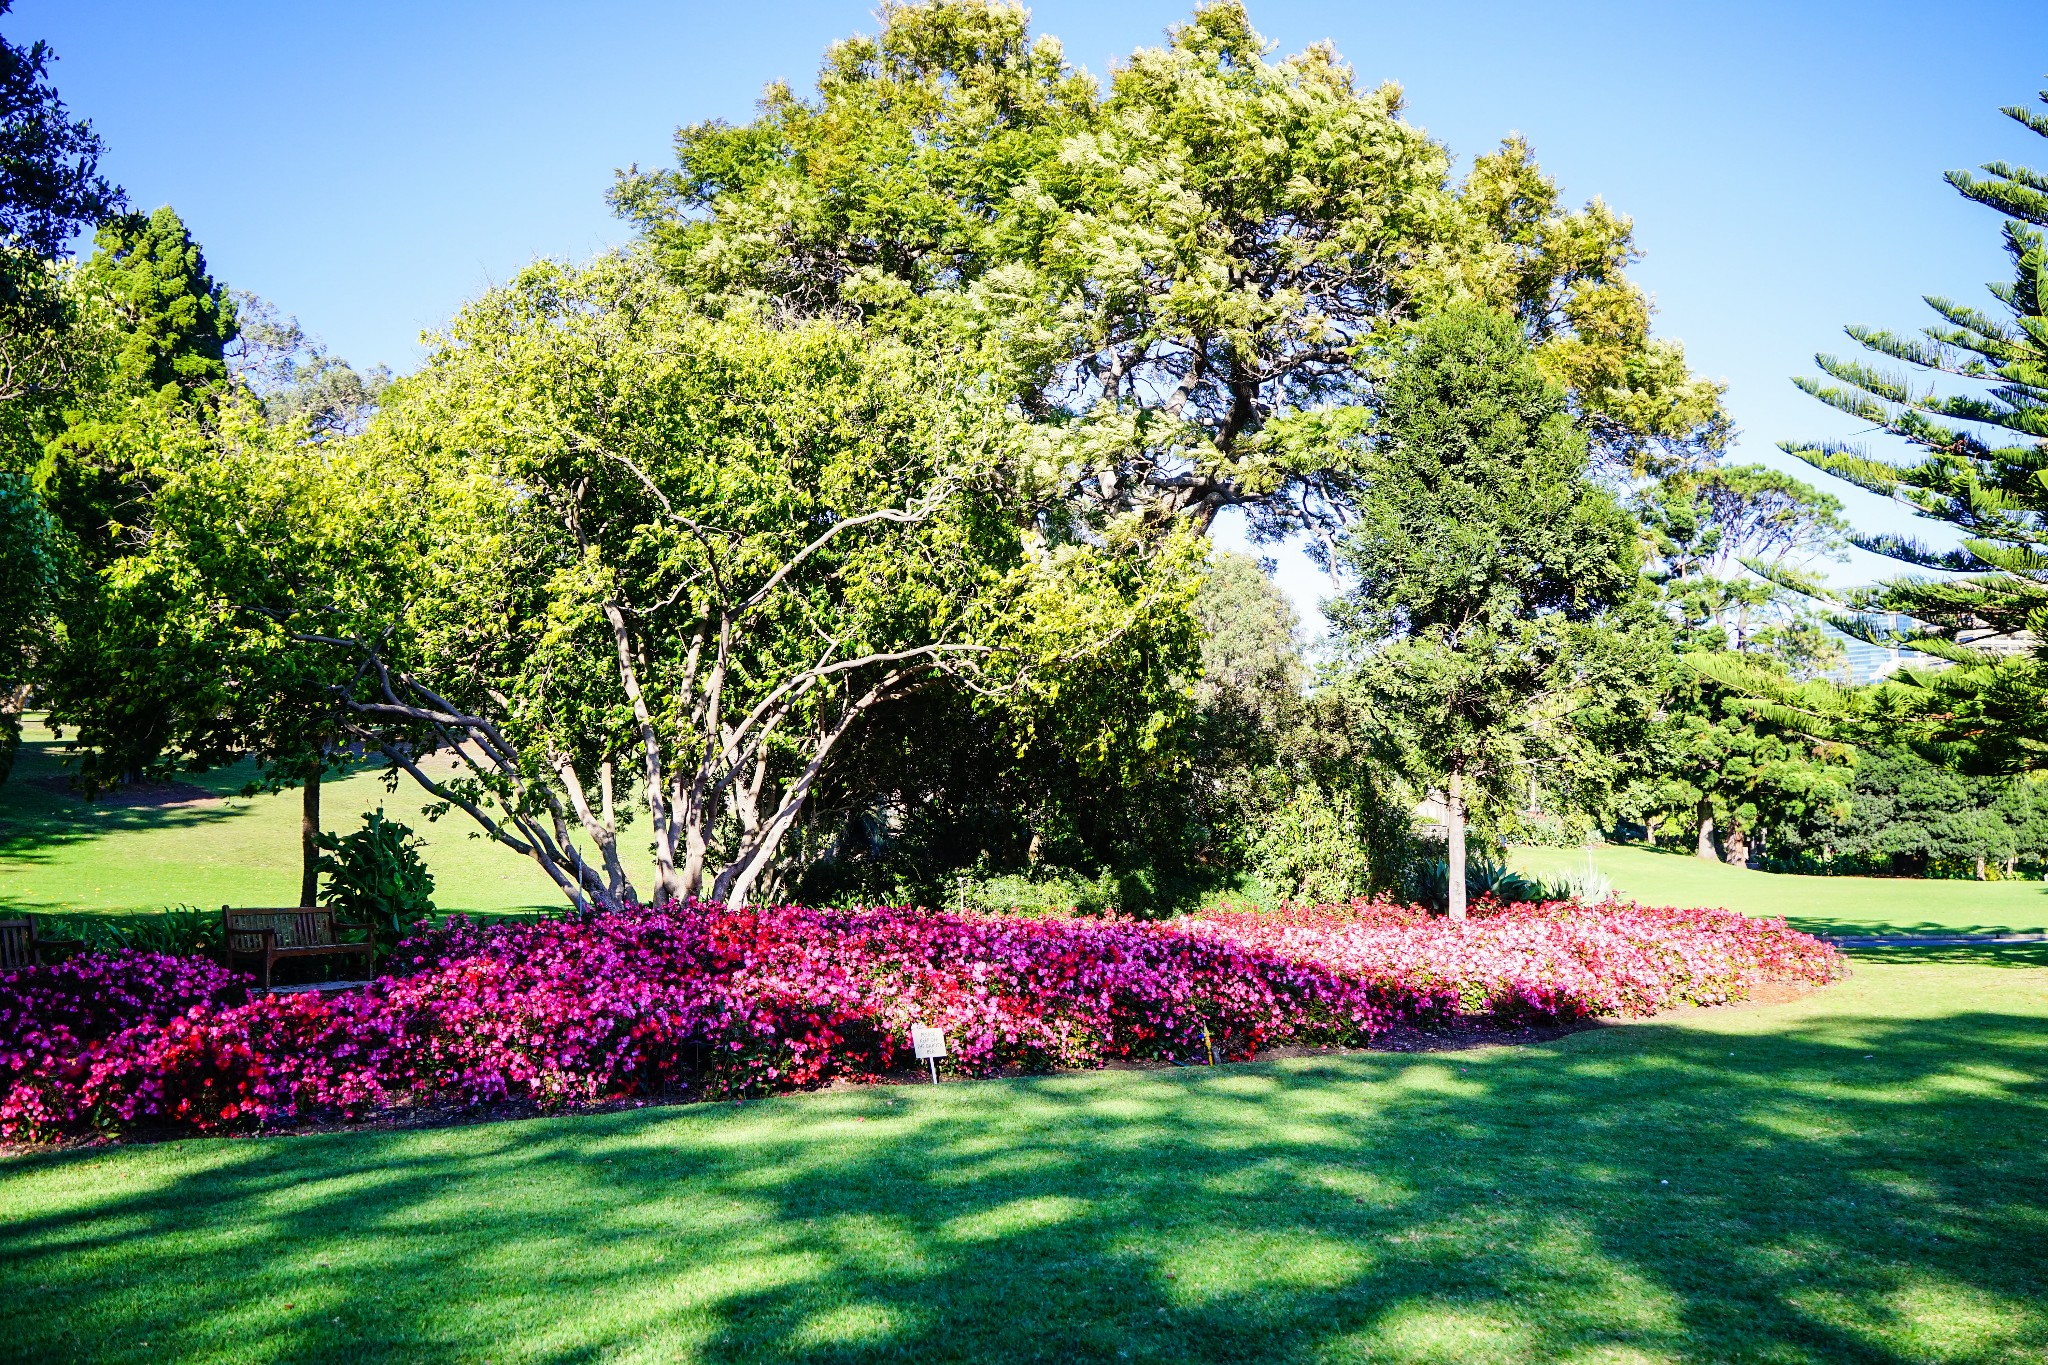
[300,766,322,908]
[1446,769,1468,922]
[1694,800,1717,861]
[1976,854,1987,881]
[1723,820,1749,868]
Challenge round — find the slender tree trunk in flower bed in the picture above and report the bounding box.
[0,900,1842,1143]
[1447,770,1469,921]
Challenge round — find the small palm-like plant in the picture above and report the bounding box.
[316,809,436,953]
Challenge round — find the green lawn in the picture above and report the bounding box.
[0,715,566,919]
[2,953,2043,1364]
[1514,842,2048,938]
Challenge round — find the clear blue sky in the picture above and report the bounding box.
[22,0,2048,620]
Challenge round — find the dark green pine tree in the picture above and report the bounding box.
[1782,84,2048,772]
[38,205,240,792]
[80,204,238,399]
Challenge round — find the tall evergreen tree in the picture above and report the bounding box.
[39,206,240,791]
[76,206,237,400]
[1333,306,1652,918]
[1779,83,2048,772]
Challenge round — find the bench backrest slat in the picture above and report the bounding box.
[0,920,31,972]
[223,908,338,951]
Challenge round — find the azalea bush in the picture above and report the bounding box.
[0,899,1839,1143]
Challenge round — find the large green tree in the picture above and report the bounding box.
[1775,82,2048,772]
[607,0,1727,906]
[38,205,240,790]
[1333,306,1651,918]
[246,255,1203,911]
[615,1,1729,550]
[39,225,397,900]
[43,394,404,902]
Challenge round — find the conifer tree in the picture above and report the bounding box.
[1779,84,2048,771]
[1334,306,1651,917]
[77,206,237,400]
[39,207,241,792]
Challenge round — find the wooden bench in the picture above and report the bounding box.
[222,907,374,988]
[0,919,84,972]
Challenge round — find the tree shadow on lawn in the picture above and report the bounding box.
[1844,941,2048,969]
[1794,912,2048,940]
[0,734,251,865]
[4,997,2045,1365]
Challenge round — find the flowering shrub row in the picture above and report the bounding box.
[0,898,1839,1142]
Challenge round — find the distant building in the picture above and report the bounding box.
[1826,613,1926,684]
[1824,611,2035,684]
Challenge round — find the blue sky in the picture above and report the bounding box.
[23,0,2048,624]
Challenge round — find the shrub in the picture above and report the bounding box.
[317,809,436,948]
[45,905,222,957]
[1406,849,1546,911]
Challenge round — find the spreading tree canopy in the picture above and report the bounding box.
[143,256,1203,912]
[615,0,1728,552]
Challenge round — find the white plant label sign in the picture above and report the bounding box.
[912,1025,948,1060]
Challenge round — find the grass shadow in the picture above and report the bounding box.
[2,987,2044,1363]
[0,728,256,864]
[1840,941,2048,969]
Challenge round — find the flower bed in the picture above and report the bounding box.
[0,898,1839,1142]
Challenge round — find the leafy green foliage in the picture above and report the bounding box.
[617,0,1729,550]
[72,205,236,400]
[37,397,375,797]
[33,205,249,792]
[38,904,224,957]
[1404,847,1548,914]
[1620,658,1855,866]
[1767,745,2048,879]
[316,809,436,947]
[0,0,123,256]
[1779,82,2048,772]
[291,254,1207,913]
[0,470,54,778]
[0,2,122,512]
[1245,786,1388,908]
[1333,306,1656,912]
